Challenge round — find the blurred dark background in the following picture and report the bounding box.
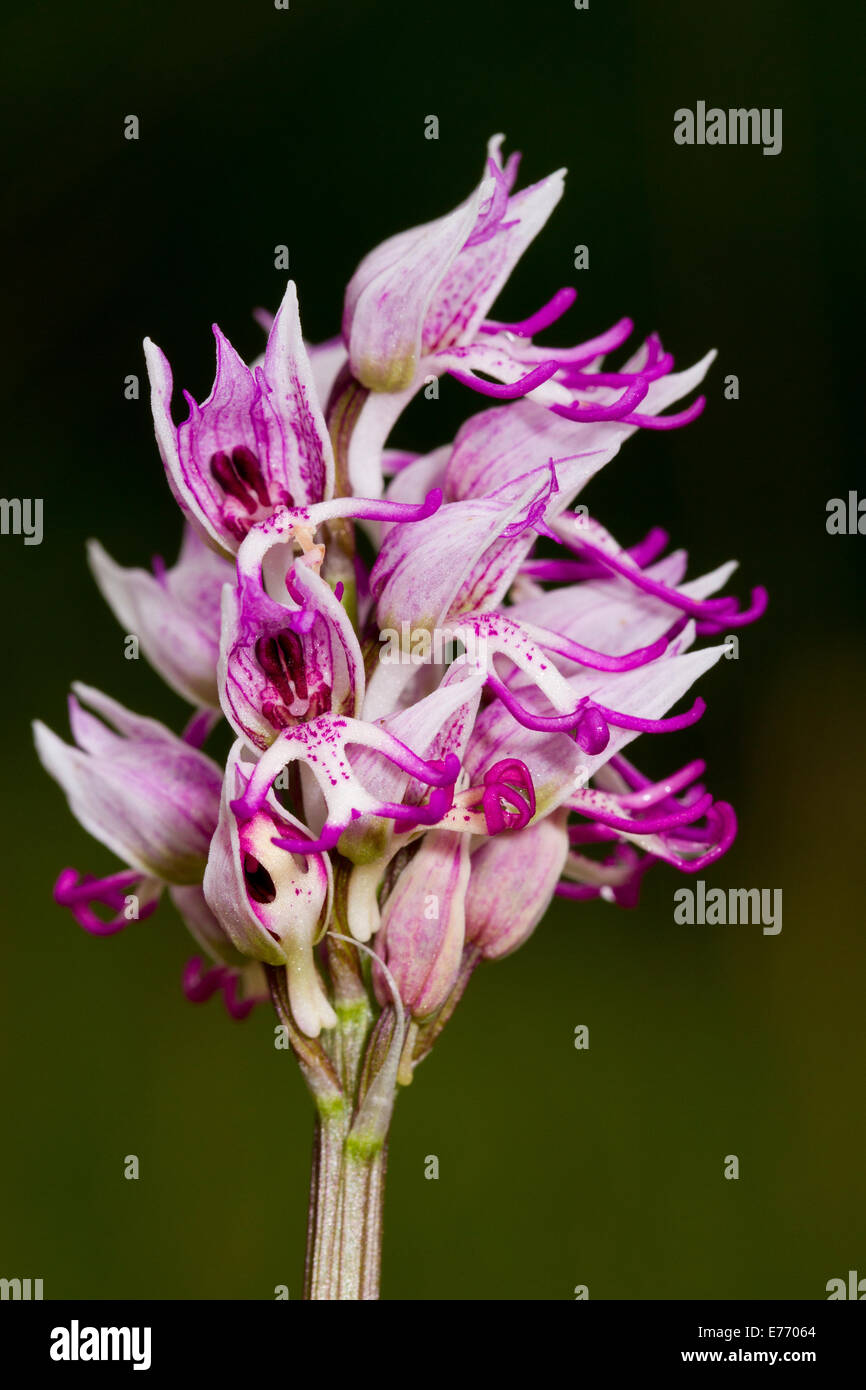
[1,0,864,1299]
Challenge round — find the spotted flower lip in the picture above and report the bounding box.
[228,482,444,550]
[228,714,461,859]
[203,745,336,1035]
[88,524,231,708]
[341,661,487,867]
[511,547,740,651]
[145,280,335,556]
[438,756,537,837]
[343,134,565,393]
[34,684,222,885]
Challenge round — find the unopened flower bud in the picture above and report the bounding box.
[375,830,470,1019]
[465,814,568,959]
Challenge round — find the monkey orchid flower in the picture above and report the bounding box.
[203,745,336,1037]
[344,135,563,393]
[338,138,716,496]
[145,281,335,555]
[34,685,222,887]
[35,133,767,1302]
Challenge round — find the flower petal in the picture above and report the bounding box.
[88,525,230,707]
[219,546,364,750]
[343,182,488,392]
[443,398,619,505]
[228,714,460,863]
[511,556,739,668]
[34,687,222,884]
[370,462,574,634]
[145,281,333,554]
[455,638,727,820]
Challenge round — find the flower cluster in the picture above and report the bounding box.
[35,135,765,1060]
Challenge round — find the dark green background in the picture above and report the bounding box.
[1,0,863,1299]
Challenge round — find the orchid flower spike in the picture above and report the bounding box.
[37,137,765,1085]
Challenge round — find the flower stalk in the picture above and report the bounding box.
[299,938,400,1300]
[305,1107,389,1301]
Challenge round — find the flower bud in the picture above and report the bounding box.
[375,830,470,1020]
[464,813,568,959]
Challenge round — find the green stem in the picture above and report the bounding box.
[304,1108,345,1300]
[304,1102,388,1300]
[337,1142,388,1299]
[302,937,394,1300]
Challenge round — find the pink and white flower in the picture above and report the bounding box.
[35,135,765,1054]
